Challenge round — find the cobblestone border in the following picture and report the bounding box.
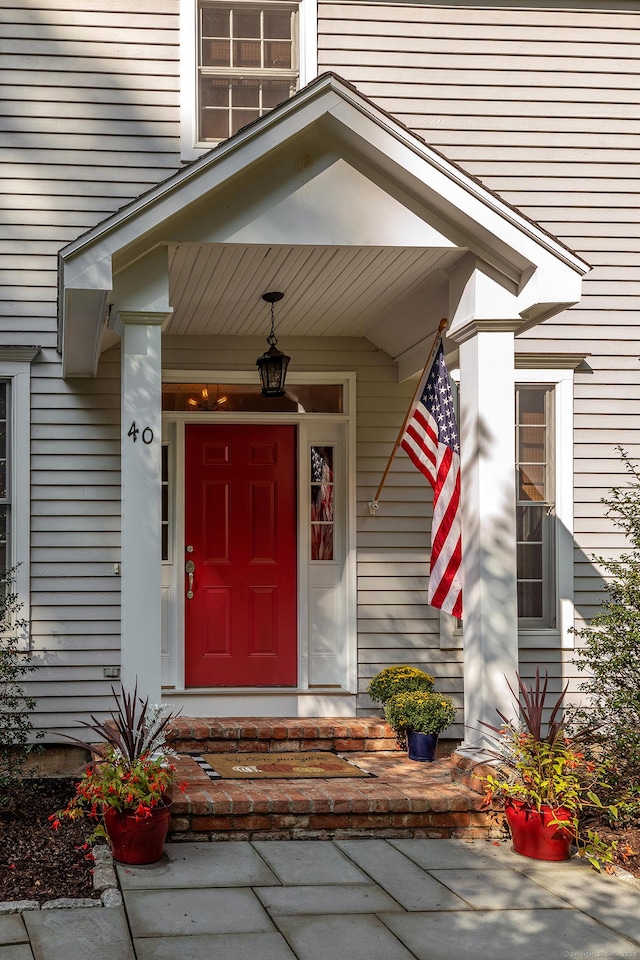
[0,844,122,913]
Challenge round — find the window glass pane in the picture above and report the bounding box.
[232,79,260,107]
[201,109,230,140]
[233,39,261,66]
[234,12,260,36]
[0,462,7,501]
[161,525,169,563]
[311,484,333,522]
[517,542,543,579]
[311,446,333,483]
[519,388,546,424]
[264,11,291,38]
[203,8,230,36]
[265,40,291,68]
[518,464,545,502]
[311,524,333,561]
[0,505,7,568]
[518,581,543,619]
[201,77,229,107]
[516,503,543,543]
[162,383,343,414]
[231,108,260,134]
[203,39,231,66]
[518,425,546,464]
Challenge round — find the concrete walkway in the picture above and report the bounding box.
[3,839,640,960]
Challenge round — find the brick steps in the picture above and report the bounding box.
[165,717,493,842]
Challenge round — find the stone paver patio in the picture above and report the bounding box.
[5,838,640,960]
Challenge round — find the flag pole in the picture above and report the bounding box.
[368,317,449,517]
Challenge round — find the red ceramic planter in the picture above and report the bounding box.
[504,798,573,861]
[104,798,172,865]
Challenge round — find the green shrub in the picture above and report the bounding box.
[384,690,456,736]
[367,666,434,705]
[570,448,640,810]
[0,570,40,786]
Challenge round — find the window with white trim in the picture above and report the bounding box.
[515,365,576,647]
[0,383,8,577]
[515,384,555,625]
[181,0,317,159]
[197,0,299,142]
[0,348,37,641]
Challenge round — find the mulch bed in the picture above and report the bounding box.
[0,778,100,905]
[582,813,640,879]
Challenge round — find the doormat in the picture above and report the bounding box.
[193,752,372,780]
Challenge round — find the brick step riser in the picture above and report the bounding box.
[166,718,400,757]
[171,738,400,754]
[167,810,493,843]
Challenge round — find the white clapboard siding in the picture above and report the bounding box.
[318,1,640,700]
[5,0,638,732]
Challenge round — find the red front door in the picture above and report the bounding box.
[184,424,297,687]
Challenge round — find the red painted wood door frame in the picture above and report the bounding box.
[184,424,297,687]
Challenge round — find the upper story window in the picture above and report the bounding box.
[198,1,299,142]
[181,0,316,160]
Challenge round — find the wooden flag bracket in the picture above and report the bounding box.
[367,317,449,517]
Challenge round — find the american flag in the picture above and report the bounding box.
[401,344,463,619]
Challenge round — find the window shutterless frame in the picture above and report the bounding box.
[0,348,38,648]
[180,0,317,160]
[198,1,299,142]
[515,364,576,650]
[515,384,555,627]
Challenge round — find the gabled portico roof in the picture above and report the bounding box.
[59,72,589,378]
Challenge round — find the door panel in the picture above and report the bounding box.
[185,424,297,687]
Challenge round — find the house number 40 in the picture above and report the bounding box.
[127,421,154,444]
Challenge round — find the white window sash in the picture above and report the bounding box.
[180,0,317,161]
[516,368,575,650]
[0,352,36,649]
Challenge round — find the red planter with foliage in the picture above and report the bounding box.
[104,798,172,865]
[505,798,573,861]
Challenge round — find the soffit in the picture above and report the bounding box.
[164,243,464,338]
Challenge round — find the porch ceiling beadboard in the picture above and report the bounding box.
[58,72,588,381]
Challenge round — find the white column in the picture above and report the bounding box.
[452,320,520,751]
[118,311,167,704]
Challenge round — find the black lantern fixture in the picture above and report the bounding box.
[256,291,290,398]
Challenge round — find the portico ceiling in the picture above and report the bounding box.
[164,242,464,340]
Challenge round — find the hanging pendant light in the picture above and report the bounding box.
[256,291,290,398]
